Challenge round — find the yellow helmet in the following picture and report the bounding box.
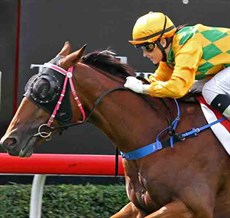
[129,12,176,45]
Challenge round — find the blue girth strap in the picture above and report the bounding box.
[120,141,163,160]
[121,99,226,160]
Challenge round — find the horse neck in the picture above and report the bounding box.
[72,63,172,153]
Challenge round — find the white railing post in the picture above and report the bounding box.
[29,174,47,218]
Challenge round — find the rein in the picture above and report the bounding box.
[32,62,227,160]
[32,61,224,160]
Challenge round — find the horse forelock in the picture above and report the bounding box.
[81,50,135,80]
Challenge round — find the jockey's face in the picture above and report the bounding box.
[142,38,170,65]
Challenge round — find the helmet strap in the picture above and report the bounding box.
[156,37,172,62]
[154,15,172,62]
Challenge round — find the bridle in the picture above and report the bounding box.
[32,63,85,139]
[32,62,127,140]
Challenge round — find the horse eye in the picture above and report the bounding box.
[33,78,51,99]
[40,85,50,98]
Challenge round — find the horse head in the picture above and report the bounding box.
[0,42,87,157]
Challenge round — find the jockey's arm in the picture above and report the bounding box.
[145,70,195,98]
[145,40,202,98]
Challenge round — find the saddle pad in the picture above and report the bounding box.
[197,96,230,155]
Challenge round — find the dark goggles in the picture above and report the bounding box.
[135,42,156,52]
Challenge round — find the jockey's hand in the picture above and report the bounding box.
[124,76,145,93]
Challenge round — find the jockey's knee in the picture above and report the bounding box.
[202,80,230,119]
[210,94,230,118]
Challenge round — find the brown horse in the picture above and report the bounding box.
[1,42,230,218]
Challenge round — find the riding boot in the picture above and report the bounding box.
[210,94,230,121]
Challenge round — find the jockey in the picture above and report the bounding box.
[124,11,230,121]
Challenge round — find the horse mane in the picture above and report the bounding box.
[81,50,135,80]
[80,50,200,104]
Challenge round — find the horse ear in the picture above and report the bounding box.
[59,44,87,69]
[58,41,72,56]
[67,44,87,64]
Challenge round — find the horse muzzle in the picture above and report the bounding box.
[0,136,34,157]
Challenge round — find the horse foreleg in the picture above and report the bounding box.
[110,202,146,218]
[144,201,194,218]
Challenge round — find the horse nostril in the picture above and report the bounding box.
[2,137,17,148]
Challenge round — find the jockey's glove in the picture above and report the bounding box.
[124,76,150,94]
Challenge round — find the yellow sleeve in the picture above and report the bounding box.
[148,62,173,82]
[148,39,203,98]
